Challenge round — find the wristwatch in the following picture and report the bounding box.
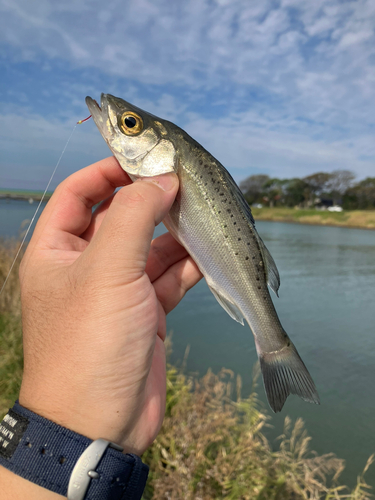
[0,401,149,499]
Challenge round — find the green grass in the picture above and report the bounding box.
[0,240,373,499]
[251,207,375,230]
[0,188,52,196]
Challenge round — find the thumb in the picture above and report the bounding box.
[85,172,179,280]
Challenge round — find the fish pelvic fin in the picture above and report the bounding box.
[258,340,320,413]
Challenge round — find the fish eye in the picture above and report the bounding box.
[119,112,143,135]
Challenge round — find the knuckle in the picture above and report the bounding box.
[115,185,148,209]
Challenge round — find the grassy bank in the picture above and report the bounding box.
[251,207,375,230]
[0,241,373,499]
[0,188,53,201]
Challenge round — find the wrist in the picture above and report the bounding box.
[0,401,149,500]
[0,466,65,500]
[19,380,136,452]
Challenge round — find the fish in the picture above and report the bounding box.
[85,93,320,413]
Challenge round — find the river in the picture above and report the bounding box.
[1,198,375,488]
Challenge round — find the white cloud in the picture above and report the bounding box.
[0,0,374,183]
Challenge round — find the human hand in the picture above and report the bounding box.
[18,156,202,456]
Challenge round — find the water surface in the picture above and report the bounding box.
[157,220,375,488]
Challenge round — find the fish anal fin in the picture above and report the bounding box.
[208,285,244,325]
[257,237,280,297]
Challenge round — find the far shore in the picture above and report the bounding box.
[0,191,52,202]
[251,207,375,230]
[2,193,375,230]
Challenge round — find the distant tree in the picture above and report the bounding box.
[343,177,375,210]
[327,170,356,194]
[239,174,270,205]
[239,170,373,211]
[327,170,356,205]
[303,172,332,196]
[262,178,286,207]
[283,178,310,207]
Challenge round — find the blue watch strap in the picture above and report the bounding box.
[0,401,149,499]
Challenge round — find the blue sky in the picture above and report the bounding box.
[0,0,374,190]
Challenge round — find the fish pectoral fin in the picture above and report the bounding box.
[257,237,281,297]
[208,285,244,325]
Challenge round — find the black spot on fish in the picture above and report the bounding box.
[224,225,227,228]
[227,209,231,213]
[256,277,260,281]
[204,164,208,168]
[245,256,249,260]
[233,222,236,225]
[220,193,224,196]
[218,211,221,214]
[258,286,261,290]
[235,252,238,255]
[230,214,234,218]
[238,228,241,231]
[200,175,203,178]
[238,238,241,241]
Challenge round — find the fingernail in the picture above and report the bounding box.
[139,173,178,191]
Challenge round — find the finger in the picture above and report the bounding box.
[145,232,190,283]
[80,194,116,242]
[153,256,203,314]
[31,157,130,247]
[85,173,179,280]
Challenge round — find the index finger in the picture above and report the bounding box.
[32,157,130,246]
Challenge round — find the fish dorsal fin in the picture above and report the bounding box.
[208,284,244,325]
[215,163,281,297]
[257,236,280,297]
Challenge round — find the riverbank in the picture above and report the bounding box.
[252,207,375,230]
[0,189,52,202]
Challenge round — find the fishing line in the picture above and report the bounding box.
[0,116,91,296]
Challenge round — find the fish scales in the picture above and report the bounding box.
[86,93,320,413]
[164,134,284,349]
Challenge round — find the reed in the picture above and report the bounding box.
[0,241,373,499]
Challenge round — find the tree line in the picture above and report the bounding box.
[239,169,375,210]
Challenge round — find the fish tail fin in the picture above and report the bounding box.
[258,340,320,413]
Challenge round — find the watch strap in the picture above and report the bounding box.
[0,401,148,499]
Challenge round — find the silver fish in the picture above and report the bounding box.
[86,94,319,412]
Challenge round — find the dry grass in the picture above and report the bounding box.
[0,238,24,416]
[142,364,373,500]
[251,208,375,230]
[0,238,23,315]
[0,241,373,499]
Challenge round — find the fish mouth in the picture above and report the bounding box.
[85,93,109,133]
